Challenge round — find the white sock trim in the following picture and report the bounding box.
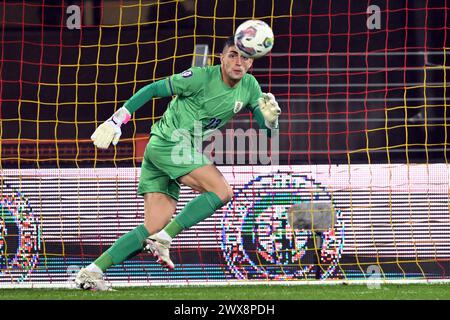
[157,230,173,243]
[86,263,103,275]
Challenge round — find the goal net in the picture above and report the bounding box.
[0,0,449,286]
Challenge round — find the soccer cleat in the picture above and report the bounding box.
[143,235,175,270]
[74,268,112,291]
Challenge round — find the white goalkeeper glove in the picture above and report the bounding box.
[258,92,281,129]
[91,106,131,149]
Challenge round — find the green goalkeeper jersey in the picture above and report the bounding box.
[151,65,263,141]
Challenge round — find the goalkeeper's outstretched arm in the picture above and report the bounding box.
[250,92,281,138]
[91,79,172,149]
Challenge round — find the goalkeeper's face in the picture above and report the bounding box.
[220,45,253,86]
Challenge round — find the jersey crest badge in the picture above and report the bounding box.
[234,101,243,113]
[181,70,193,78]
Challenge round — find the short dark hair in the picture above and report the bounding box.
[222,36,235,52]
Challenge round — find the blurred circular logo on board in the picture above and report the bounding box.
[0,183,41,283]
[221,172,345,280]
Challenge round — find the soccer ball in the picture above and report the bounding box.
[234,20,274,59]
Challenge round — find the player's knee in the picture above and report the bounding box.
[216,184,233,204]
[226,185,234,202]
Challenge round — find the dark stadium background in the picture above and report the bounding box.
[1,0,448,168]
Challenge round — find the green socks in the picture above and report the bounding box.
[93,192,224,272]
[94,224,149,272]
[164,191,224,238]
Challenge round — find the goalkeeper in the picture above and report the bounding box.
[75,36,281,291]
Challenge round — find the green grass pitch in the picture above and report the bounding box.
[1,284,450,300]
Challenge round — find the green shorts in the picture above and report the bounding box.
[137,135,211,201]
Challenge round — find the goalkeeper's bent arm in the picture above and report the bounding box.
[91,79,172,149]
[122,78,172,114]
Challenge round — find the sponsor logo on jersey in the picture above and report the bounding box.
[181,70,193,78]
[233,101,243,113]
